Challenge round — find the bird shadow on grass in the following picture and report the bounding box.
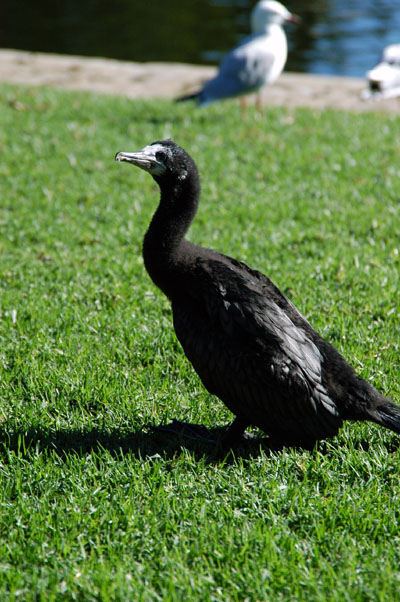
[0,421,397,464]
[0,421,284,465]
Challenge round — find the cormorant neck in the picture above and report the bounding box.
[142,174,200,297]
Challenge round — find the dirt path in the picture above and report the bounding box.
[1,48,399,113]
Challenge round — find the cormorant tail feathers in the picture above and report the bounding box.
[372,402,400,434]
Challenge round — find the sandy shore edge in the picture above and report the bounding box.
[0,48,399,113]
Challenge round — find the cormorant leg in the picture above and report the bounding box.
[221,416,250,448]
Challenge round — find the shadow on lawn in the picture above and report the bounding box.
[0,421,280,464]
[1,422,397,463]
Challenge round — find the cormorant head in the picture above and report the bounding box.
[115,139,195,184]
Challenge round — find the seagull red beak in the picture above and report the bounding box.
[287,13,301,24]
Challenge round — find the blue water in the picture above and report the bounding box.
[294,1,400,76]
[0,0,399,77]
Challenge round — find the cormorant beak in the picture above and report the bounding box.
[115,145,166,176]
[115,150,155,171]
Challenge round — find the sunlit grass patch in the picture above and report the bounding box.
[0,83,399,601]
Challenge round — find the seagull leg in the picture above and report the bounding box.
[256,93,263,115]
[240,97,247,119]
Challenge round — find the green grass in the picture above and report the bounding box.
[0,83,399,601]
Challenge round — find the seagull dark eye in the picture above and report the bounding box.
[155,151,167,163]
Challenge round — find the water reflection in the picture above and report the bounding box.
[0,0,399,76]
[290,0,400,75]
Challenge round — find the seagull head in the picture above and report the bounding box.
[251,1,299,33]
[367,44,400,93]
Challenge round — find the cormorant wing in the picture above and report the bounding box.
[172,256,342,443]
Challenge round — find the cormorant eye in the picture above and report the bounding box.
[155,151,167,163]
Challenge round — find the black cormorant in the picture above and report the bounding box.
[115,139,399,448]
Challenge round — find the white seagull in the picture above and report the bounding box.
[177,0,299,109]
[361,44,400,101]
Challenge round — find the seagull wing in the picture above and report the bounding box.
[200,35,277,103]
